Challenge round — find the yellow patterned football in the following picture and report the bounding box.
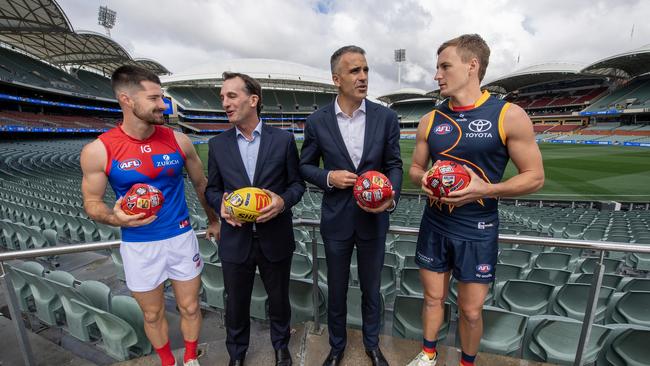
[223,187,272,222]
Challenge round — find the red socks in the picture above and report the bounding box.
[184,339,198,363]
[155,341,176,366]
[460,351,476,366]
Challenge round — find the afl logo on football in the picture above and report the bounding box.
[476,264,492,274]
[118,159,141,170]
[434,123,452,135]
[228,193,243,207]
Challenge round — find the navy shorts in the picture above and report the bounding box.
[415,225,498,283]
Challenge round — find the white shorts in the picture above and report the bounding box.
[120,230,203,292]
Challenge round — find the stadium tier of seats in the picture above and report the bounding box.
[167,86,336,113]
[391,101,437,123]
[510,86,608,110]
[0,47,115,100]
[0,110,118,130]
[583,78,650,112]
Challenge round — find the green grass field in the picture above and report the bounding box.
[196,140,650,202]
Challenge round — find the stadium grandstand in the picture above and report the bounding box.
[483,46,650,147]
[378,88,439,131]
[1,1,650,365]
[0,0,169,135]
[161,58,337,140]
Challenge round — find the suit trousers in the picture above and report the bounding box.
[324,234,386,353]
[221,235,292,359]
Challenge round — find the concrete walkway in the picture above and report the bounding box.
[111,322,557,366]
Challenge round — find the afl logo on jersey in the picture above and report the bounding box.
[118,159,141,170]
[434,123,452,135]
[466,120,493,138]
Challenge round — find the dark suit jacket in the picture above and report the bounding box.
[299,99,402,241]
[205,123,305,264]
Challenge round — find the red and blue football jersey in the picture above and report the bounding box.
[99,125,191,242]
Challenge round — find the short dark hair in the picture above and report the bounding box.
[111,65,161,96]
[330,45,365,74]
[437,34,490,82]
[222,72,262,116]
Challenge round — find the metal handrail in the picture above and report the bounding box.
[3,220,650,262]
[2,218,650,366]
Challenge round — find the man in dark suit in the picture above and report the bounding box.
[299,46,403,366]
[205,72,305,366]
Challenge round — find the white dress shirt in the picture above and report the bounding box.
[334,96,366,169]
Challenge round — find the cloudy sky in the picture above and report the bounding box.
[58,0,650,97]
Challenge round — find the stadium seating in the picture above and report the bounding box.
[597,324,650,366]
[606,291,650,327]
[392,295,450,341]
[71,298,139,361]
[495,280,554,315]
[10,264,64,325]
[526,268,572,286]
[522,315,611,365]
[584,78,650,112]
[201,262,226,309]
[550,283,614,322]
[480,306,528,356]
[0,47,111,98]
[288,278,326,324]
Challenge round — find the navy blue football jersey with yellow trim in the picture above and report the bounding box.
[422,91,510,240]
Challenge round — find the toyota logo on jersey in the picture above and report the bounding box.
[466,119,493,138]
[468,120,492,132]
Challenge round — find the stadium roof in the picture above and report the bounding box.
[582,44,650,79]
[161,59,336,92]
[482,62,599,93]
[377,88,432,104]
[0,0,169,75]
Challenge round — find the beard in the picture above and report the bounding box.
[134,104,165,125]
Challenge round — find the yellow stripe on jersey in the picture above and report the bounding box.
[474,90,491,108]
[447,90,491,111]
[425,110,437,139]
[498,102,511,146]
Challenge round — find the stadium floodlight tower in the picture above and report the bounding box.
[394,49,406,88]
[98,5,117,37]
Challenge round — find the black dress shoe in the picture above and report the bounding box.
[322,349,344,366]
[228,358,245,366]
[275,347,292,366]
[365,348,389,366]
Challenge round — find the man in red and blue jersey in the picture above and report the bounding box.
[407,35,544,366]
[81,65,219,366]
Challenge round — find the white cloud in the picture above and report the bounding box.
[58,0,650,97]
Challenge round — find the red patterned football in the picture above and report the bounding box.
[353,171,393,209]
[120,183,164,218]
[424,160,471,198]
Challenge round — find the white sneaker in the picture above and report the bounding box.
[406,351,437,366]
[183,359,200,366]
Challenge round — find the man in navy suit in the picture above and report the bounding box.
[205,72,305,366]
[299,46,403,366]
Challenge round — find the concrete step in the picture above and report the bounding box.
[0,315,95,366]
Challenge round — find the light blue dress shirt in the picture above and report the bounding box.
[235,121,262,184]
